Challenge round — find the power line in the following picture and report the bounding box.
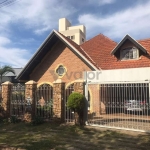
[0,0,21,9]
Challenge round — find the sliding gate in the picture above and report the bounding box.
[87,82,150,132]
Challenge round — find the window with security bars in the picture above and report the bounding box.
[121,47,139,60]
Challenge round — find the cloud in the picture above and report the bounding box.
[0,37,11,46]
[0,0,76,35]
[0,0,76,67]
[0,45,31,67]
[78,1,150,40]
[88,0,116,6]
[0,36,31,67]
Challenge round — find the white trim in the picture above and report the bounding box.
[111,34,147,55]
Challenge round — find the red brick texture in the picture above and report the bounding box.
[88,84,101,116]
[30,40,92,85]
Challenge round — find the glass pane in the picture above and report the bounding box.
[133,49,137,59]
[56,65,65,76]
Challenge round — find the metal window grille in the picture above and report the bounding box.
[65,83,74,122]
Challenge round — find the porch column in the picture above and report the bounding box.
[1,81,13,118]
[53,79,65,122]
[88,84,101,116]
[24,80,37,122]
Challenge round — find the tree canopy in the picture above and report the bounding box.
[0,65,15,84]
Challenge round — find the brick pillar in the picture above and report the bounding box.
[53,79,65,122]
[1,81,13,118]
[24,80,37,122]
[74,80,84,94]
[88,84,101,116]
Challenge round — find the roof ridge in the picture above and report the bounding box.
[81,33,117,46]
[99,33,117,44]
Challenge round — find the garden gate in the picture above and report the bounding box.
[65,83,74,122]
[11,83,25,118]
[35,84,53,119]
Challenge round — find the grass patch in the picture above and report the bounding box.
[0,122,150,150]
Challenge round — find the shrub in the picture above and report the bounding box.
[0,116,3,123]
[31,116,44,126]
[11,116,21,123]
[67,92,85,125]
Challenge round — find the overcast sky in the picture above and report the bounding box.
[0,0,150,67]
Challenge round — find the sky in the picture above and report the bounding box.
[0,0,150,67]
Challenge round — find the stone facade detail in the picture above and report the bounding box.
[74,80,84,94]
[53,79,65,121]
[1,81,13,117]
[24,80,37,121]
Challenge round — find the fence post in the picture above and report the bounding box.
[1,81,13,118]
[24,80,37,122]
[88,84,101,115]
[74,80,86,125]
[53,79,65,122]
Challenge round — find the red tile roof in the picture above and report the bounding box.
[81,35,150,70]
[57,31,100,69]
[138,38,150,54]
[58,31,150,70]
[81,34,117,70]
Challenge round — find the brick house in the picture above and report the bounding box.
[16,29,150,119]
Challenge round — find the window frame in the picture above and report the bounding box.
[55,64,67,78]
[120,47,139,60]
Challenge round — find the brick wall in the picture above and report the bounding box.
[88,84,101,116]
[30,40,92,85]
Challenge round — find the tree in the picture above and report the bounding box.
[0,65,15,84]
[67,92,85,125]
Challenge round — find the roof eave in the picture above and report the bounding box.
[111,34,147,55]
[54,30,99,71]
[17,30,99,80]
[17,30,56,80]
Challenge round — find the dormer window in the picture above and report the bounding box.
[121,47,139,60]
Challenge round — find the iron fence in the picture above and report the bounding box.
[87,82,150,132]
[65,83,74,122]
[35,84,53,119]
[11,83,25,118]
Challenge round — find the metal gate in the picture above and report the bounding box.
[35,84,53,119]
[87,82,150,132]
[11,83,25,118]
[65,83,74,122]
